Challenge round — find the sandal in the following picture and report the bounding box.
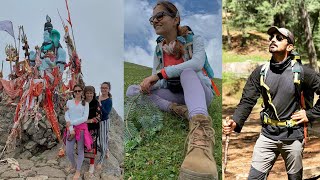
[73,171,81,180]
[105,149,110,159]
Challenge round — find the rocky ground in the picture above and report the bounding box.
[0,106,124,180]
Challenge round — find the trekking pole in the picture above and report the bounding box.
[224,116,231,174]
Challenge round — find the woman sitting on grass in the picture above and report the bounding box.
[126,1,217,179]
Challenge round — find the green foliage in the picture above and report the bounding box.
[222,50,266,63]
[223,0,320,60]
[124,62,222,179]
[124,94,163,152]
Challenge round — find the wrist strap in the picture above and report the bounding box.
[157,72,163,80]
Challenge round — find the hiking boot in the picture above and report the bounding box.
[179,114,218,180]
[169,103,189,119]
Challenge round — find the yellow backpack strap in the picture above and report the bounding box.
[260,62,280,120]
[292,57,301,85]
[291,56,303,108]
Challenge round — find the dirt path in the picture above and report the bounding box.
[222,103,320,180]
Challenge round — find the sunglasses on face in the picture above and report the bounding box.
[269,34,287,42]
[74,90,82,93]
[149,11,173,25]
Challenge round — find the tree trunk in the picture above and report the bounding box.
[224,5,232,50]
[272,0,286,27]
[311,11,319,35]
[299,0,318,72]
[274,14,286,27]
[240,23,247,47]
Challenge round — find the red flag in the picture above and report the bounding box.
[65,0,72,27]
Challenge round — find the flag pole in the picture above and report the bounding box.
[65,0,77,53]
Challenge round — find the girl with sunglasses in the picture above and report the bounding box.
[64,84,92,180]
[96,82,113,170]
[126,1,217,179]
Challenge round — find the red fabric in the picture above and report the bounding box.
[202,69,221,96]
[75,100,80,105]
[163,52,183,67]
[65,0,72,27]
[161,69,168,79]
[32,82,44,97]
[161,52,184,79]
[44,88,61,142]
[1,79,22,99]
[90,158,94,164]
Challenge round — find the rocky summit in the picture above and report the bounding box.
[0,105,124,180]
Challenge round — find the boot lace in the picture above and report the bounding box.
[185,119,215,161]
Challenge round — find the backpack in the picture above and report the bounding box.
[260,52,313,142]
[155,26,220,96]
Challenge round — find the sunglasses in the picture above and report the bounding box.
[149,11,173,25]
[269,34,287,42]
[74,90,82,93]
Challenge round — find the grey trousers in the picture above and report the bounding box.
[248,134,304,180]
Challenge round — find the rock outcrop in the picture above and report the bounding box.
[0,105,124,180]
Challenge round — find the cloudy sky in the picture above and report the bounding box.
[0,0,124,117]
[124,0,222,78]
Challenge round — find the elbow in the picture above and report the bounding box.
[192,54,206,72]
[195,61,204,71]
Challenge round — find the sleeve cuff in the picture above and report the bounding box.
[234,121,242,133]
[157,72,163,80]
[306,110,315,122]
[161,69,168,79]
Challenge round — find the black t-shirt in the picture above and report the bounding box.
[233,57,320,140]
[88,99,100,131]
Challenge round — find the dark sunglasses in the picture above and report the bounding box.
[74,90,82,93]
[269,34,286,42]
[149,11,173,25]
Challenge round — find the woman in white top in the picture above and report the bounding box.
[64,84,92,180]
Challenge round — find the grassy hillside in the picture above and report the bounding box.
[124,62,222,179]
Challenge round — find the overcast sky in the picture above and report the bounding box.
[124,0,222,78]
[0,0,124,118]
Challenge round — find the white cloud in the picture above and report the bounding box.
[124,0,153,36]
[183,13,222,78]
[124,46,153,68]
[205,38,222,79]
[124,8,222,78]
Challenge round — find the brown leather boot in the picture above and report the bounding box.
[179,114,218,180]
[169,103,189,119]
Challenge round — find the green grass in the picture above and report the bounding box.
[124,62,222,179]
[223,50,266,63]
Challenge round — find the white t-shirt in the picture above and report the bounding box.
[64,99,89,131]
